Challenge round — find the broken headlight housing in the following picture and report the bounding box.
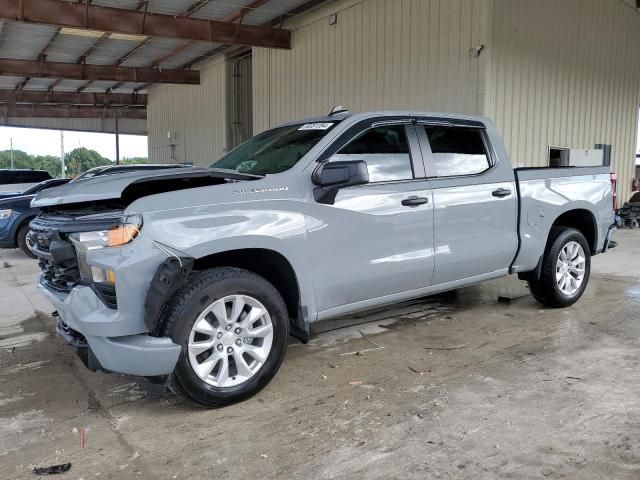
[69,214,143,251]
[69,215,142,284]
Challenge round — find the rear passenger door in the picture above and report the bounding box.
[415,120,518,285]
[307,119,436,315]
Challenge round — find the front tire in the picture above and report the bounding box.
[528,227,591,308]
[17,225,36,259]
[159,267,289,406]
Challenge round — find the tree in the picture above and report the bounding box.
[0,147,134,178]
[0,149,32,170]
[121,156,149,165]
[64,147,112,177]
[33,155,64,178]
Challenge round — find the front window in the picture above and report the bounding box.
[210,122,337,175]
[331,125,414,182]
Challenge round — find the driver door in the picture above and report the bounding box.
[306,119,436,318]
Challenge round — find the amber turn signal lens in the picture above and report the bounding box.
[107,224,140,247]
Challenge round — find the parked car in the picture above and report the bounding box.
[0,190,25,200]
[29,111,616,406]
[0,169,51,193]
[0,178,70,257]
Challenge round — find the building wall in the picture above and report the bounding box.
[146,0,639,199]
[485,0,640,201]
[147,56,227,165]
[253,0,486,132]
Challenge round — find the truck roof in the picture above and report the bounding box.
[278,110,490,129]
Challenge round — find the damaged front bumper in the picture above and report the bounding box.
[39,276,181,376]
[30,212,184,377]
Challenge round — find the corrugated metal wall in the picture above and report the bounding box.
[0,117,146,135]
[485,0,640,201]
[147,56,227,165]
[146,0,639,199]
[253,0,485,132]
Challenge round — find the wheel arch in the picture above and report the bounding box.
[519,208,597,282]
[193,248,308,342]
[549,209,598,254]
[10,213,36,245]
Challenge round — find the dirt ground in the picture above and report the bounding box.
[1,230,639,479]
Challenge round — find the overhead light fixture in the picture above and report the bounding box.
[109,33,148,42]
[59,28,147,42]
[59,27,105,38]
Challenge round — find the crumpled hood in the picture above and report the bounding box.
[31,167,260,208]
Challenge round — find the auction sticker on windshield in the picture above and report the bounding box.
[298,123,334,130]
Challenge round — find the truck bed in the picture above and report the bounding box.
[511,166,614,273]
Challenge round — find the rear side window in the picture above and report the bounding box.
[333,126,413,182]
[424,126,491,177]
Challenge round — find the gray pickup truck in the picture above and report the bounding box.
[30,111,616,405]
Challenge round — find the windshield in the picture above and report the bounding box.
[210,122,337,175]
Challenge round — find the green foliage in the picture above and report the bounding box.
[0,150,65,177]
[0,148,150,178]
[121,156,149,165]
[64,147,112,177]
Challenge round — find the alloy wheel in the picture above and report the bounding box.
[555,241,586,297]
[187,294,274,388]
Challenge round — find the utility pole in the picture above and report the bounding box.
[115,113,120,165]
[60,131,65,178]
[9,137,13,169]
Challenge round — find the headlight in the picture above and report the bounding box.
[69,215,142,284]
[0,209,12,220]
[69,215,142,250]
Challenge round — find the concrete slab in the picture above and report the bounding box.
[0,230,638,479]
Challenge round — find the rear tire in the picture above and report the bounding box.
[159,267,289,406]
[17,225,36,259]
[528,227,591,308]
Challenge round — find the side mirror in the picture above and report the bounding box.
[312,160,369,204]
[312,160,369,188]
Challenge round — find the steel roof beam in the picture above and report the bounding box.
[176,0,325,72]
[224,0,273,23]
[0,89,147,106]
[0,58,200,84]
[0,0,291,49]
[143,0,275,76]
[181,1,210,17]
[0,104,146,119]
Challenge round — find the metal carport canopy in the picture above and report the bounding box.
[0,0,323,132]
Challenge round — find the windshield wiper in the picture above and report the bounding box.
[208,167,264,180]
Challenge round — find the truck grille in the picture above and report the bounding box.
[39,257,81,293]
[31,230,81,293]
[30,213,119,309]
[29,230,52,252]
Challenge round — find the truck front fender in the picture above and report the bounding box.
[141,206,317,338]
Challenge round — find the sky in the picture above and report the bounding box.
[0,126,148,161]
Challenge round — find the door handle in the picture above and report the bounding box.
[492,188,512,198]
[401,196,429,207]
